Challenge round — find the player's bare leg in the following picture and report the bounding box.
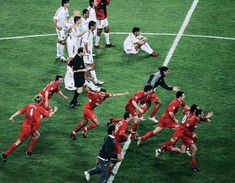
[190,144,200,171]
[2,139,22,162]
[131,116,140,140]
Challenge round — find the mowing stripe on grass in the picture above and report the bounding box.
[1,32,235,41]
[107,0,199,182]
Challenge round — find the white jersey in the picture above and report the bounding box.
[82,30,94,53]
[54,6,69,28]
[87,6,97,23]
[123,33,139,48]
[66,16,74,30]
[67,24,82,44]
[80,17,89,33]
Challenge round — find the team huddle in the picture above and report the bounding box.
[2,0,213,182]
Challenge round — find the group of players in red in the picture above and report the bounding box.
[2,66,213,173]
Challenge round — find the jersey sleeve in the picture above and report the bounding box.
[39,106,50,117]
[19,106,27,114]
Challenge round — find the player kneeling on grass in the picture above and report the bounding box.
[123,27,159,57]
[155,108,213,172]
[70,88,129,140]
[1,95,58,162]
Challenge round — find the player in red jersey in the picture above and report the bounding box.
[70,88,129,140]
[137,91,189,145]
[39,75,68,111]
[1,95,58,162]
[94,0,115,48]
[155,109,213,171]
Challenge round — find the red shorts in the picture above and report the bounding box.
[18,122,35,141]
[82,108,96,121]
[158,117,177,128]
[172,129,184,141]
[182,135,194,146]
[115,135,128,143]
[125,104,137,116]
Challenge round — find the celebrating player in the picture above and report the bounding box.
[70,88,129,140]
[1,95,58,162]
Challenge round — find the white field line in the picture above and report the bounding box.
[107,0,199,182]
[163,0,199,66]
[0,32,235,41]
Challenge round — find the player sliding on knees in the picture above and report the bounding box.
[155,108,213,172]
[70,88,129,140]
[1,95,58,162]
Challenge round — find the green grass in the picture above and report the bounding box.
[0,0,235,183]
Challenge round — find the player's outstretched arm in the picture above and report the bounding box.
[58,91,68,100]
[48,107,58,118]
[110,91,129,97]
[9,111,21,122]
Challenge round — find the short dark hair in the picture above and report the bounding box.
[74,16,81,23]
[100,88,107,93]
[77,47,84,53]
[195,109,203,116]
[144,85,153,92]
[159,66,169,73]
[132,27,140,33]
[89,0,94,7]
[89,21,96,29]
[62,0,70,6]
[190,104,198,114]
[107,125,115,135]
[34,94,42,103]
[82,9,89,15]
[55,75,63,81]
[176,91,184,98]
[123,112,131,120]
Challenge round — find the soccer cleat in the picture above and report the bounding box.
[95,80,104,85]
[69,104,76,109]
[192,166,200,172]
[1,152,7,162]
[55,56,60,60]
[150,51,159,57]
[106,119,112,127]
[60,56,67,62]
[82,128,88,138]
[84,171,90,181]
[70,133,77,140]
[155,149,161,158]
[94,45,103,49]
[26,152,33,157]
[137,137,142,146]
[148,116,159,123]
[105,43,116,48]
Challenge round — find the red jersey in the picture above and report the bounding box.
[126,90,146,107]
[84,91,110,110]
[95,0,110,20]
[141,92,159,104]
[115,119,129,138]
[39,81,60,100]
[161,98,185,119]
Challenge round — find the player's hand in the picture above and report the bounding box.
[54,106,58,112]
[173,86,180,92]
[64,96,68,100]
[124,91,129,95]
[139,109,144,113]
[56,26,62,31]
[9,117,14,122]
[206,112,213,119]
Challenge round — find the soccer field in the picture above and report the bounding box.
[0,0,235,183]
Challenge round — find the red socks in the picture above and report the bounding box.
[26,137,37,153]
[4,144,17,156]
[131,122,138,132]
[73,123,84,133]
[86,122,98,130]
[149,105,159,118]
[138,105,149,118]
[191,159,197,168]
[141,130,155,141]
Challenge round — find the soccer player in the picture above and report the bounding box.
[94,0,115,48]
[138,66,180,123]
[70,88,129,140]
[1,95,58,162]
[124,85,153,139]
[66,10,81,31]
[82,20,104,85]
[137,91,188,145]
[53,0,70,62]
[87,0,98,36]
[155,109,213,171]
[123,27,158,57]
[39,75,68,111]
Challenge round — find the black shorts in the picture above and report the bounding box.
[74,73,85,87]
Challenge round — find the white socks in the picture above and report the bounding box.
[104,33,110,45]
[90,70,98,82]
[141,42,153,54]
[95,36,101,46]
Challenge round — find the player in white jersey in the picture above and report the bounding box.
[80,9,90,43]
[123,27,159,57]
[87,0,98,36]
[53,0,70,62]
[66,10,81,31]
[82,21,104,85]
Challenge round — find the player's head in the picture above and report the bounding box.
[62,0,70,7]
[195,109,203,117]
[74,16,81,24]
[190,104,198,114]
[88,21,96,30]
[82,9,89,18]
[89,0,94,7]
[55,75,64,83]
[176,91,185,100]
[144,84,153,93]
[100,88,107,97]
[107,125,116,135]
[34,94,42,103]
[73,10,81,17]
[77,47,85,56]
[159,66,169,76]
[132,27,140,36]
[123,112,131,120]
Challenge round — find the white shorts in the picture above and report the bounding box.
[83,54,94,64]
[67,42,78,58]
[85,80,101,92]
[64,66,76,90]
[96,18,109,29]
[56,28,66,41]
[124,45,139,54]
